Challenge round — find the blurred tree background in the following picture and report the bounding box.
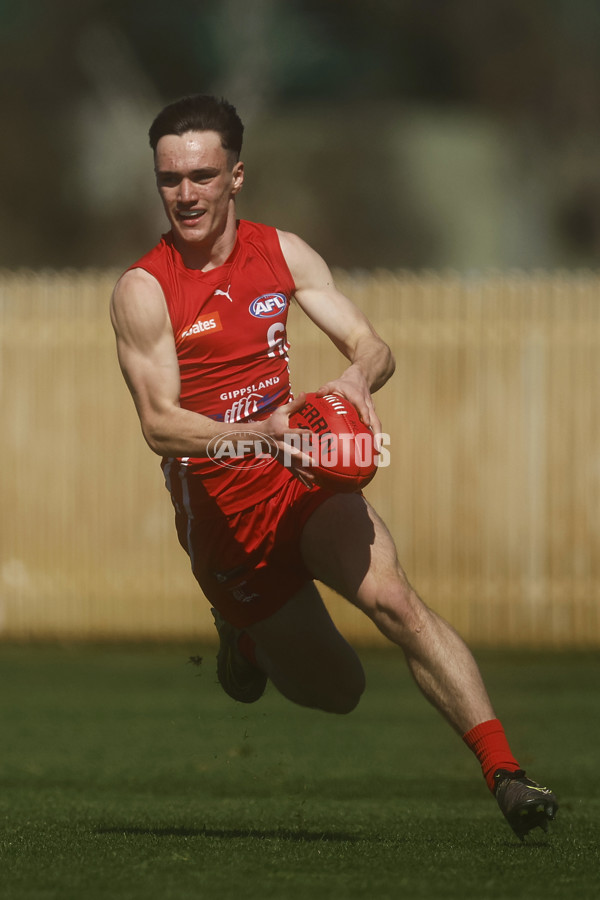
[1,0,599,270]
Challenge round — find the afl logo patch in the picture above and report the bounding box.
[249,293,288,318]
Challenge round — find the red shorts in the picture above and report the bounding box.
[172,474,336,629]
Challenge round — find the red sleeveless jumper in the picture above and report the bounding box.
[128,220,297,515]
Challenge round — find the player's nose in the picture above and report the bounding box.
[178,177,197,203]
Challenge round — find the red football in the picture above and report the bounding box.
[287,392,378,492]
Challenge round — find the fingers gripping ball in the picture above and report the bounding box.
[288,392,378,492]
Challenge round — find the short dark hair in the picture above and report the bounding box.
[148,94,244,157]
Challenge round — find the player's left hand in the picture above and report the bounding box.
[315,365,382,438]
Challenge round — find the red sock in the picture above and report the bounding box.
[462,718,521,792]
[237,631,258,668]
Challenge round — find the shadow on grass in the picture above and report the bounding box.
[94,824,552,849]
[96,825,360,842]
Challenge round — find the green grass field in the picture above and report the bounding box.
[0,643,598,900]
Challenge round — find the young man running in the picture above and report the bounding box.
[110,94,558,840]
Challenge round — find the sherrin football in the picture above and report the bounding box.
[288,392,378,492]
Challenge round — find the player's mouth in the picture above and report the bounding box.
[176,209,206,226]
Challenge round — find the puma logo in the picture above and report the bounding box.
[214,284,233,302]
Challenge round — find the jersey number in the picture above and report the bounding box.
[266,322,289,359]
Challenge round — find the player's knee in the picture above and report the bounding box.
[340,681,365,713]
[309,660,366,714]
[317,679,364,715]
[269,647,365,714]
[329,695,361,715]
[337,667,366,713]
[281,679,363,715]
[372,581,428,642]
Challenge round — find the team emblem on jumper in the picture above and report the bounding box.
[249,293,288,318]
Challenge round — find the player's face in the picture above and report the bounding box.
[154,130,244,250]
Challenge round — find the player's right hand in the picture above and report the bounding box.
[257,394,317,487]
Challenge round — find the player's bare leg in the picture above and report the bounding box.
[247,580,365,714]
[299,492,495,734]
[235,491,557,838]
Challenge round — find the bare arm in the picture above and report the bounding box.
[278,230,395,431]
[110,268,307,458]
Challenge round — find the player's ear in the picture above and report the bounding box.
[231,160,244,195]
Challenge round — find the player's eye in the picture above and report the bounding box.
[156,173,180,188]
[191,171,216,184]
